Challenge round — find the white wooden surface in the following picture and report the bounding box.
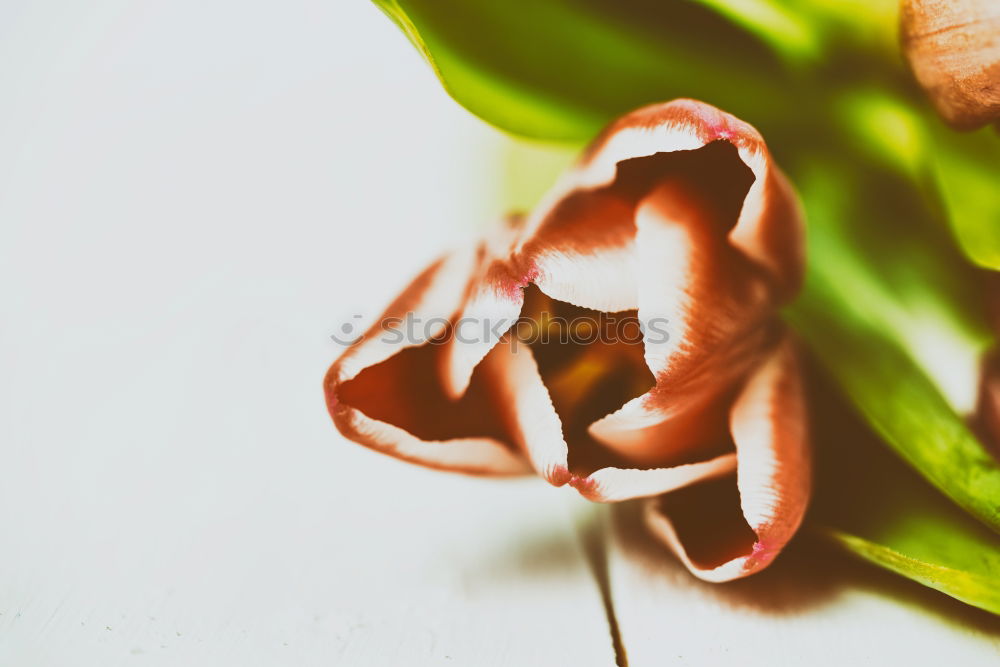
[606,505,1000,666]
[0,2,615,664]
[3,1,1000,665]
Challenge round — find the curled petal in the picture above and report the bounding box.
[481,338,569,484]
[329,400,529,475]
[486,333,736,500]
[516,190,639,312]
[325,246,530,475]
[902,0,1000,129]
[331,248,475,384]
[643,335,810,582]
[633,179,774,387]
[588,387,734,469]
[520,99,804,300]
[588,321,780,470]
[569,455,736,503]
[440,259,525,399]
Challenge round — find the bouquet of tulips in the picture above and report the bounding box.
[326,0,1000,615]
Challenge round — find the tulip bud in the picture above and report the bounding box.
[978,349,1000,454]
[325,99,810,581]
[901,0,1000,129]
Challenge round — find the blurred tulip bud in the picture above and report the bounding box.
[977,349,1000,454]
[901,0,1000,129]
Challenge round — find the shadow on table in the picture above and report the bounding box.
[609,500,1000,636]
[470,358,1000,644]
[602,354,1000,636]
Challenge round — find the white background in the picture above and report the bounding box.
[2,1,999,665]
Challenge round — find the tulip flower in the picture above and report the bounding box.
[325,99,810,581]
[901,0,1000,129]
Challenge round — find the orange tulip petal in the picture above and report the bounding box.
[485,328,736,501]
[520,99,803,298]
[516,190,639,312]
[479,338,573,484]
[643,336,810,581]
[483,334,738,499]
[568,454,737,503]
[440,259,526,399]
[325,246,530,475]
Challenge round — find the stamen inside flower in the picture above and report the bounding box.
[513,285,653,474]
[515,285,741,480]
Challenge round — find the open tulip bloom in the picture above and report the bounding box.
[325,100,810,582]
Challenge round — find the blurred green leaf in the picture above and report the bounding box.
[791,286,999,531]
[688,0,823,63]
[787,153,999,532]
[931,127,1000,271]
[809,371,1000,615]
[689,0,898,61]
[830,88,1000,272]
[373,0,803,141]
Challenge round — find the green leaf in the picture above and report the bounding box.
[688,0,898,61]
[791,287,1000,532]
[828,88,1000,271]
[373,0,801,141]
[821,529,1000,614]
[787,154,1000,533]
[808,373,1000,615]
[931,127,1000,271]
